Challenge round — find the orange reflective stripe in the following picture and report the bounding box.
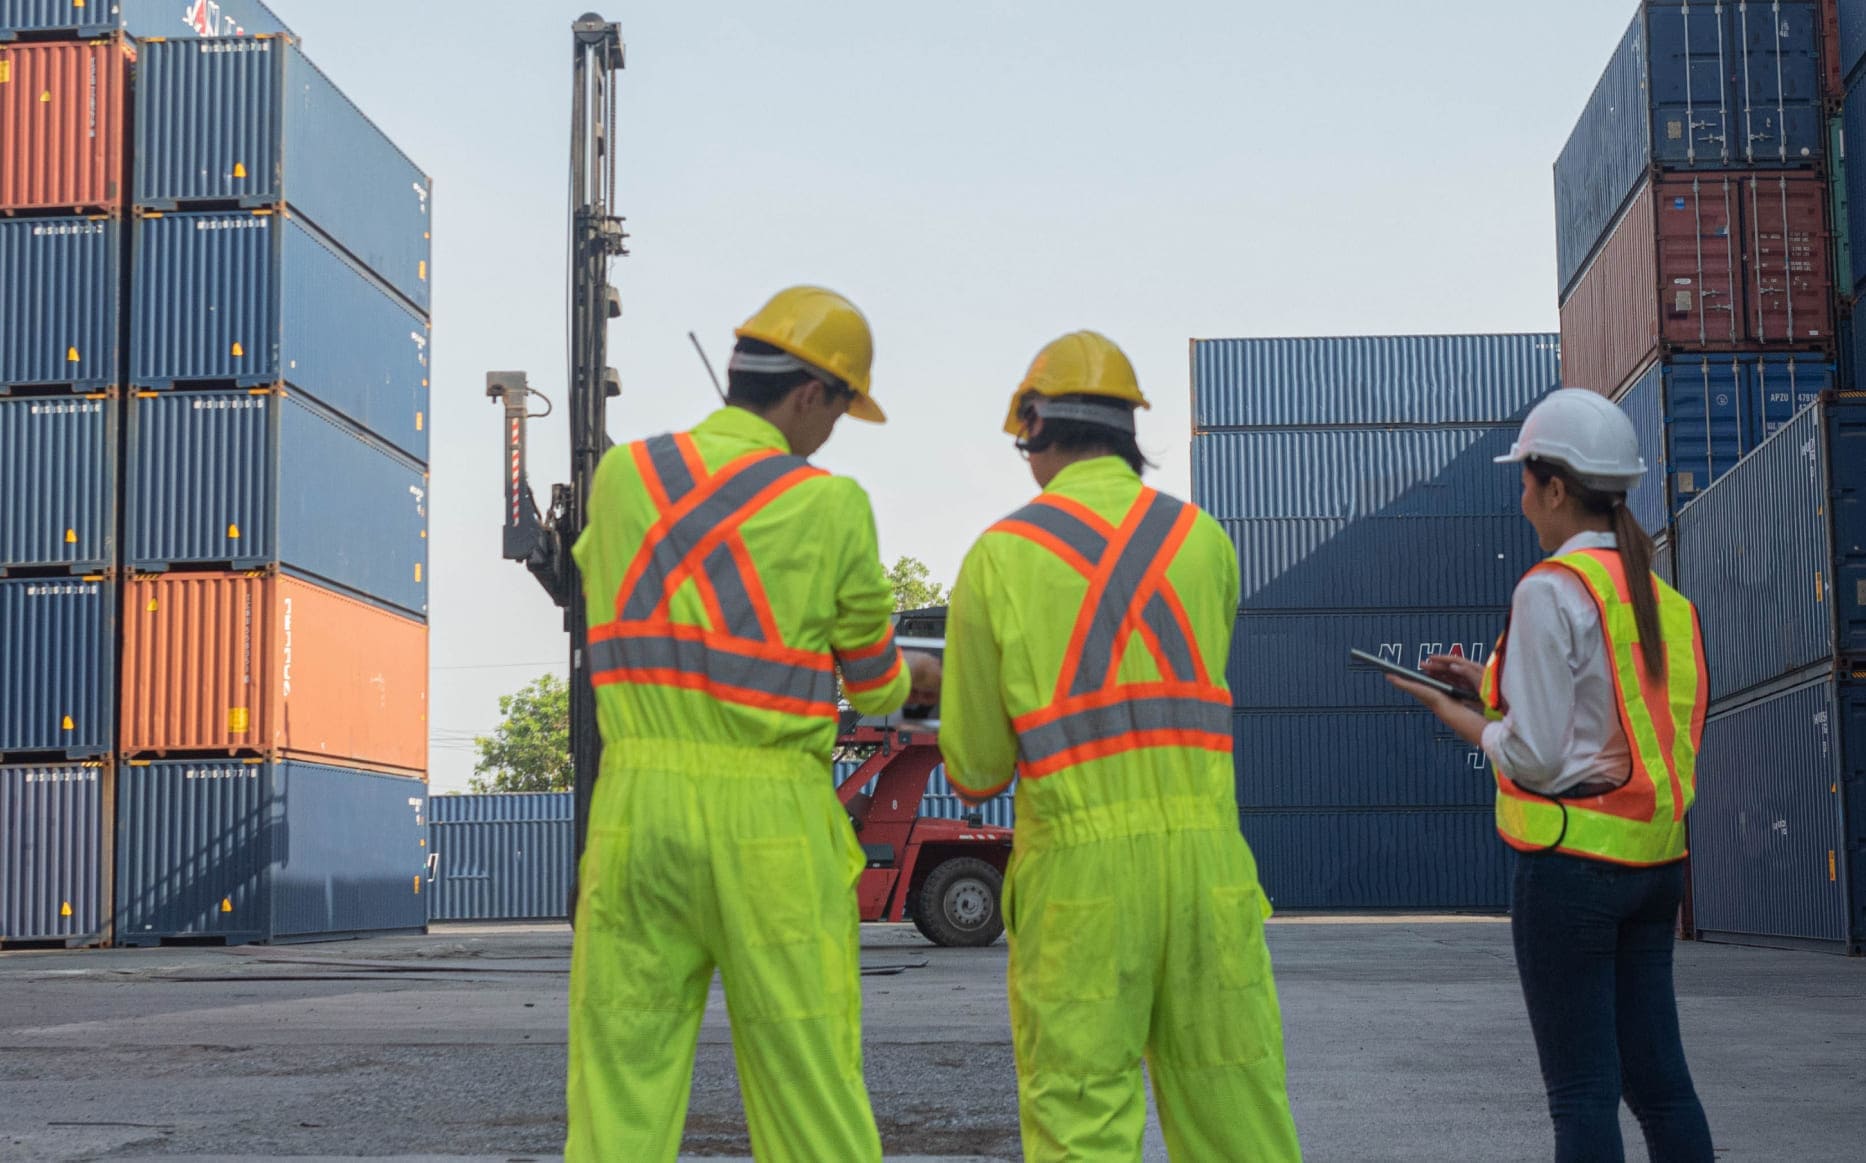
[1152,584,1209,684]
[836,629,903,693]
[1057,491,1158,696]
[649,463,823,623]
[588,621,838,718]
[724,534,782,643]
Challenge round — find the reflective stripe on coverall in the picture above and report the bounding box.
[941,455,1302,1162]
[566,406,909,1162]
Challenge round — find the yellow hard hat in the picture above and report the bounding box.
[734,285,883,423]
[1003,330,1150,436]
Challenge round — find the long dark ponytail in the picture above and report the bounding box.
[1526,460,1666,677]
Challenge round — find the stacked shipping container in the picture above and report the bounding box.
[1670,397,1866,952]
[1189,334,1562,910]
[1556,1,1840,534]
[0,3,431,946]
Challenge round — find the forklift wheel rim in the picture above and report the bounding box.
[945,878,994,931]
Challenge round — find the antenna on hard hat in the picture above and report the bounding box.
[689,332,728,404]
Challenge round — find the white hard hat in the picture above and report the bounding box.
[1495,388,1646,492]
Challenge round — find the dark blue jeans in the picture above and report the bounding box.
[1511,851,1713,1163]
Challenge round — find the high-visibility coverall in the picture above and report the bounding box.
[941,456,1302,1161]
[566,406,910,1162]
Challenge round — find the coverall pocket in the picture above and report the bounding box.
[579,826,631,931]
[738,836,818,948]
[1211,885,1269,992]
[1035,897,1118,1003]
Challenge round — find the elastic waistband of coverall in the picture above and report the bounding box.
[601,737,832,784]
[1013,794,1239,850]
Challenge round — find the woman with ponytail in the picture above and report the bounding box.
[1389,389,1713,1162]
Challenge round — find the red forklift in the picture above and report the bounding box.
[836,609,1012,947]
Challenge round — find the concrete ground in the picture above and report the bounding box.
[1,919,1860,1161]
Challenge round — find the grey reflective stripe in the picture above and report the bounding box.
[703,543,765,641]
[588,635,837,707]
[1000,501,1108,563]
[1017,696,1231,766]
[644,434,695,502]
[836,634,900,686]
[620,453,811,621]
[1069,493,1187,697]
[1141,593,1196,682]
[1031,396,1136,433]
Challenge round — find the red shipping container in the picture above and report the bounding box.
[120,572,428,775]
[1822,0,1844,103]
[1560,172,1834,394]
[0,40,131,214]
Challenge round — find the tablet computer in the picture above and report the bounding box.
[848,636,943,732]
[1348,648,1481,703]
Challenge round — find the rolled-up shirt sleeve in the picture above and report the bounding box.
[1481,573,1578,792]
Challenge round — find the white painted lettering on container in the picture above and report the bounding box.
[23,584,99,598]
[30,223,106,237]
[281,595,293,698]
[30,402,103,416]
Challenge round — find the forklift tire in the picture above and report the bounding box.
[915,858,1005,947]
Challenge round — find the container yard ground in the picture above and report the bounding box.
[1,921,1860,1162]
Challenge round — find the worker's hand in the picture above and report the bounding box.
[904,650,942,706]
[1385,673,1452,711]
[1421,654,1483,695]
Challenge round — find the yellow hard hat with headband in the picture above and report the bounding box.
[1004,330,1151,440]
[733,285,884,423]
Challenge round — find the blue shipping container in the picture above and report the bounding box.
[0,219,121,392]
[0,0,286,40]
[131,211,429,460]
[1239,808,1509,911]
[125,389,429,616]
[0,577,112,757]
[1842,79,1866,298]
[428,794,572,923]
[1229,611,1503,711]
[1845,0,1866,87]
[1189,334,1558,429]
[1,762,106,945]
[1234,709,1492,811]
[1192,426,1525,522]
[116,760,428,946]
[0,395,115,571]
[135,38,431,313]
[1555,1,1826,297]
[1615,353,1835,534]
[1678,397,1866,700]
[1224,516,1542,612]
[1691,674,1859,950]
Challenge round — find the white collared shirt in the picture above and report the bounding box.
[1480,530,1632,795]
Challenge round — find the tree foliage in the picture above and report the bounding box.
[470,674,573,793]
[886,555,948,611]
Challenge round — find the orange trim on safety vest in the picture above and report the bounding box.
[993,517,1097,577]
[1057,493,1153,696]
[1018,727,1233,779]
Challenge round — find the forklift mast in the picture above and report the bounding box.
[486,13,627,872]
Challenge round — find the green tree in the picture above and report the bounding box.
[470,674,572,793]
[886,555,948,611]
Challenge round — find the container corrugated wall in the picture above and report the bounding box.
[1555,3,1827,297]
[120,572,429,773]
[1229,611,1503,710]
[135,39,432,313]
[0,0,288,40]
[1691,676,1851,947]
[0,219,122,391]
[0,577,112,757]
[125,389,429,614]
[1192,428,1523,521]
[1234,710,1492,809]
[1224,515,1541,611]
[130,212,429,459]
[1239,809,1510,910]
[1189,334,1559,429]
[0,41,129,213]
[0,395,115,571]
[116,759,426,946]
[1,762,106,944]
[1678,403,1832,702]
[427,794,572,923]
[1844,1,1866,88]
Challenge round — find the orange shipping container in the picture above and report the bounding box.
[0,40,131,214]
[121,572,428,775]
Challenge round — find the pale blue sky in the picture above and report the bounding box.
[275,0,1634,788]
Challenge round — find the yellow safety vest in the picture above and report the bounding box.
[572,407,909,761]
[1481,548,1708,866]
[942,457,1239,838]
